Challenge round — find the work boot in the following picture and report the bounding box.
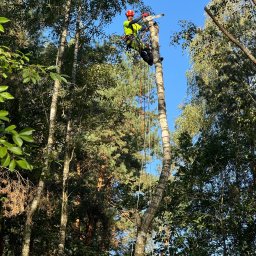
[143,48,153,66]
[140,50,153,65]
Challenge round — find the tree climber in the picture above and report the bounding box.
[123,10,154,66]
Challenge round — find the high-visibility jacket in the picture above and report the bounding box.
[123,20,142,36]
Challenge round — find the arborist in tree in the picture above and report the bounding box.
[123,10,154,66]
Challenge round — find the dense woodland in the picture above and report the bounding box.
[0,0,255,255]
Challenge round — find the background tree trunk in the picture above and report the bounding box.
[134,21,172,256]
[58,2,82,254]
[21,1,72,255]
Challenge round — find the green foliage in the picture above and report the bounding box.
[170,20,198,50]
[163,1,256,254]
[0,21,62,172]
[0,17,10,32]
[0,84,34,171]
[173,103,205,146]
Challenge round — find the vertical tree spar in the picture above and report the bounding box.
[58,2,82,254]
[134,18,172,256]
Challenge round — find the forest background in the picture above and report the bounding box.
[0,0,255,255]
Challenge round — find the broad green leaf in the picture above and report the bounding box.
[0,17,10,24]
[0,139,13,148]
[12,135,23,147]
[22,69,30,78]
[0,24,4,32]
[31,77,36,84]
[46,66,56,71]
[9,159,16,171]
[0,116,9,122]
[50,72,58,81]
[19,128,35,136]
[0,146,7,158]
[17,159,32,170]
[0,86,8,92]
[0,92,14,99]
[61,76,68,83]
[8,146,22,155]
[50,72,62,81]
[0,110,8,117]
[23,77,30,83]
[22,55,29,62]
[5,125,16,132]
[1,153,10,167]
[20,134,34,143]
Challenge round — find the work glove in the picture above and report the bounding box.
[142,12,149,17]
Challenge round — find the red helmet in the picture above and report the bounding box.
[126,10,134,17]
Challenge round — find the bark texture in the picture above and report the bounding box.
[58,120,73,255]
[21,1,72,255]
[58,2,82,254]
[134,21,171,256]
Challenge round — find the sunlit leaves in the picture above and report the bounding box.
[22,67,41,84]
[12,135,23,147]
[0,86,14,103]
[0,17,10,23]
[0,146,7,158]
[0,20,35,172]
[49,72,68,83]
[0,110,9,122]
[16,159,32,170]
[0,16,10,32]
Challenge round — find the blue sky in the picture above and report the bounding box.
[106,0,210,131]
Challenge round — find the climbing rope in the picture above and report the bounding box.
[147,65,154,202]
[136,60,146,209]
[136,62,154,209]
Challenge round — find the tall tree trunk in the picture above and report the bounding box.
[58,2,82,254]
[134,21,171,255]
[58,120,72,255]
[21,1,72,255]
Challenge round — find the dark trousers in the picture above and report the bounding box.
[125,35,153,65]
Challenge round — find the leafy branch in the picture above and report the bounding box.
[0,17,68,172]
[204,7,256,65]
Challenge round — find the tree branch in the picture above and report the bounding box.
[252,0,256,6]
[204,6,256,66]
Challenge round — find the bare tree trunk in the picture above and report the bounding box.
[204,7,256,65]
[58,2,82,254]
[134,21,171,256]
[71,4,81,85]
[21,1,72,255]
[58,120,72,255]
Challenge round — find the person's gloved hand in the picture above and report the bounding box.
[142,12,149,17]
